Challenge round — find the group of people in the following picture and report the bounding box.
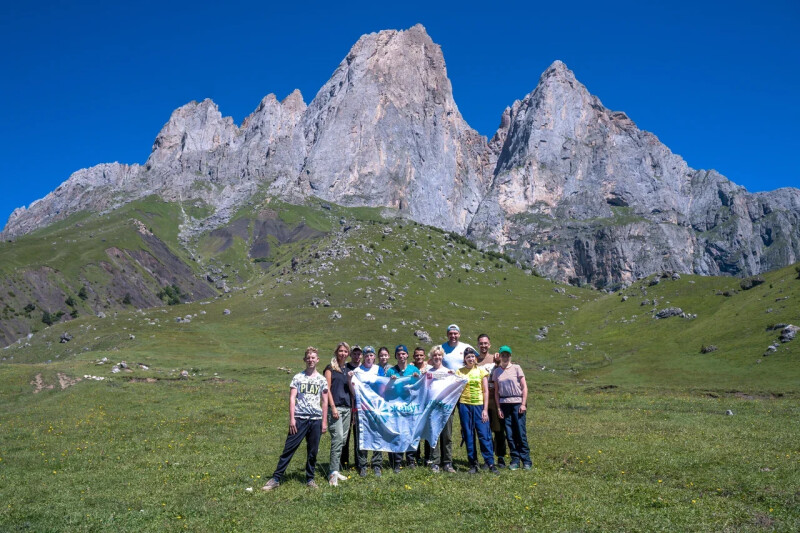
[262,324,532,490]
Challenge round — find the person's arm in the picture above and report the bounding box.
[494,371,504,419]
[288,387,298,434]
[481,376,489,423]
[321,388,328,433]
[324,369,338,420]
[519,374,528,415]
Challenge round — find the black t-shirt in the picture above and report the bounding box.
[325,364,352,408]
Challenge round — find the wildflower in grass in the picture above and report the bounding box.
[405,485,412,490]
[658,480,662,483]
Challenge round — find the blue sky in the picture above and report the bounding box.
[2,0,798,226]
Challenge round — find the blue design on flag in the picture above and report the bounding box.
[352,372,467,452]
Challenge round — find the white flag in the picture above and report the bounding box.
[352,371,466,452]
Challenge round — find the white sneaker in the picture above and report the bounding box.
[336,472,347,481]
[328,473,338,486]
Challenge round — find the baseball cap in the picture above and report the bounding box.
[363,345,375,354]
[447,324,460,332]
[352,345,362,352]
[395,344,408,354]
[499,345,512,355]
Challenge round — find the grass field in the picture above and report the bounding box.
[1,201,798,531]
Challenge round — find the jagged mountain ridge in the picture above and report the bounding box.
[4,24,799,285]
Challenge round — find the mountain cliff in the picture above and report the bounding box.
[467,61,800,285]
[3,26,799,286]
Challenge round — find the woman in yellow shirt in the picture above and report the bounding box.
[456,347,499,474]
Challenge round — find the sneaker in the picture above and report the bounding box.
[431,464,440,473]
[328,473,338,487]
[373,467,382,477]
[407,461,417,470]
[359,467,367,477]
[467,465,478,475]
[523,463,532,470]
[443,464,456,473]
[261,478,280,491]
[307,480,319,489]
[509,463,520,471]
[489,465,500,475]
[393,466,401,474]
[497,458,506,468]
[336,472,348,481]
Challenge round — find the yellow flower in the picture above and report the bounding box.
[658,480,662,483]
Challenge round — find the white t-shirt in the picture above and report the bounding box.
[442,341,474,370]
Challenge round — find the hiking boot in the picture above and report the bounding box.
[359,467,368,478]
[328,473,338,487]
[373,467,382,477]
[509,463,520,471]
[467,465,478,474]
[261,478,280,491]
[431,464,440,473]
[307,480,319,489]
[489,465,500,475]
[443,464,456,473]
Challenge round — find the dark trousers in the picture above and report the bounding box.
[501,403,531,466]
[354,412,383,468]
[389,451,416,468]
[458,403,495,466]
[271,417,321,482]
[430,411,454,466]
[488,394,507,461]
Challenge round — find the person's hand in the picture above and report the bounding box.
[289,417,297,434]
[390,375,397,380]
[493,352,500,364]
[347,371,354,377]
[331,408,340,420]
[497,408,504,420]
[322,423,328,434]
[481,409,488,423]
[412,372,420,378]
[519,404,527,415]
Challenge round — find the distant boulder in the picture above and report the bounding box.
[655,307,684,319]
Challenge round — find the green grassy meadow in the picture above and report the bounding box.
[1,200,798,531]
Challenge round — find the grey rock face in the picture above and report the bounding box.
[468,61,800,286]
[3,27,799,287]
[272,24,494,232]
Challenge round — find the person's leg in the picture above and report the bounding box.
[272,418,310,482]
[458,403,477,466]
[341,416,352,470]
[517,409,532,466]
[305,418,322,482]
[371,451,383,469]
[328,407,344,475]
[502,403,520,466]
[489,395,507,464]
[441,411,454,467]
[475,413,495,467]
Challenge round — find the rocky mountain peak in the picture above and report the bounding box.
[272,24,493,232]
[147,99,237,168]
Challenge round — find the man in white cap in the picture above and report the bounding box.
[441,324,475,371]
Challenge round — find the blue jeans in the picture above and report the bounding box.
[458,403,494,467]
[500,403,531,466]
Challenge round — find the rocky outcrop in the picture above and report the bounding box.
[468,61,800,286]
[3,27,800,286]
[272,24,494,232]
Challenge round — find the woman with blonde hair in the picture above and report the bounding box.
[324,342,351,486]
